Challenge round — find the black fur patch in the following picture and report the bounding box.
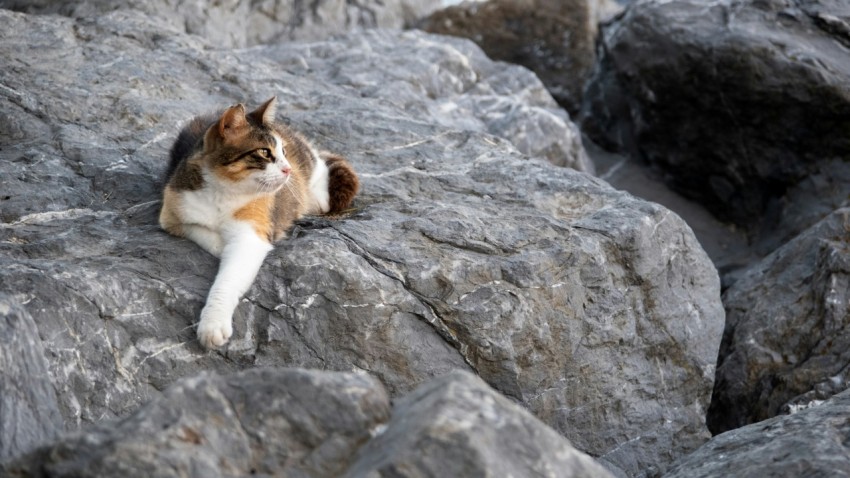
[163,115,215,188]
[170,161,204,191]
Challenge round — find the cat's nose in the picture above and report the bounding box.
[281,166,292,176]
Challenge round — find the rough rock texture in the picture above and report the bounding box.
[9,368,390,477]
[0,0,443,47]
[345,370,614,478]
[707,208,850,434]
[420,0,622,115]
[298,29,594,172]
[6,369,612,477]
[0,8,722,477]
[0,295,63,464]
[581,0,850,238]
[666,388,850,478]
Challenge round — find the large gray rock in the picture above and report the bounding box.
[8,368,390,477]
[420,0,622,115]
[6,368,613,477]
[0,295,63,465]
[0,8,722,476]
[707,208,850,434]
[0,0,443,47]
[581,0,850,239]
[667,388,850,478]
[345,370,614,477]
[276,28,594,173]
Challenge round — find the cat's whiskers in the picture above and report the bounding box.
[284,180,306,208]
[256,175,284,194]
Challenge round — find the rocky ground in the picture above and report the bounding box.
[0,0,848,477]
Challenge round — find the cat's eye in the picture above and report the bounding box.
[257,148,272,159]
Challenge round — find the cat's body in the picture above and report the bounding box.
[159,97,358,348]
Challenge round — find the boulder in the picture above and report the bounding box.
[581,0,850,239]
[0,295,63,465]
[707,208,850,434]
[0,0,443,47]
[420,0,622,115]
[6,368,613,477]
[666,388,850,478]
[345,370,614,477]
[8,368,390,477]
[0,8,723,476]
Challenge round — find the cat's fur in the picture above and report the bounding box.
[159,97,359,349]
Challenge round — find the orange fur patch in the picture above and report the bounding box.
[159,187,184,237]
[234,196,274,241]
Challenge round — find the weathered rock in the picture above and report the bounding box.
[581,0,850,238]
[588,140,759,290]
[345,370,615,478]
[7,368,390,477]
[421,0,622,115]
[707,208,850,434]
[0,8,722,476]
[276,29,594,172]
[0,0,443,47]
[667,388,850,478]
[0,294,63,465]
[7,368,615,477]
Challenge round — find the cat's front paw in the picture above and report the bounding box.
[197,307,233,349]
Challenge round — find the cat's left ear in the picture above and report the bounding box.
[249,96,277,125]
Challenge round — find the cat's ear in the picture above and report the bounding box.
[249,96,277,125]
[217,104,248,139]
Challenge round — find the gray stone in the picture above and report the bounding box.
[271,30,594,173]
[420,0,622,115]
[6,368,615,477]
[0,0,443,48]
[0,9,723,476]
[707,208,850,434]
[7,368,390,477]
[581,0,850,239]
[666,388,850,478]
[345,370,615,478]
[0,294,63,465]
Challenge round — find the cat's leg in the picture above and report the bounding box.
[182,224,224,258]
[197,223,272,348]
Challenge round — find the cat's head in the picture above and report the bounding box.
[203,97,292,194]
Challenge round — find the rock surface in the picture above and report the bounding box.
[346,370,614,477]
[0,294,63,464]
[6,369,612,477]
[0,8,722,476]
[581,0,850,239]
[666,388,850,478]
[0,0,443,47]
[8,368,390,477]
[420,0,622,115]
[707,208,850,434]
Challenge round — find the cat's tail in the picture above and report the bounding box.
[321,152,359,213]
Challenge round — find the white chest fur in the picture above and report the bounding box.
[179,175,254,232]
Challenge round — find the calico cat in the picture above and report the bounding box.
[159,97,359,349]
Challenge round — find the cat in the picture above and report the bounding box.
[159,97,359,349]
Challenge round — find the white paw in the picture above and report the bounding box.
[197,307,233,349]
